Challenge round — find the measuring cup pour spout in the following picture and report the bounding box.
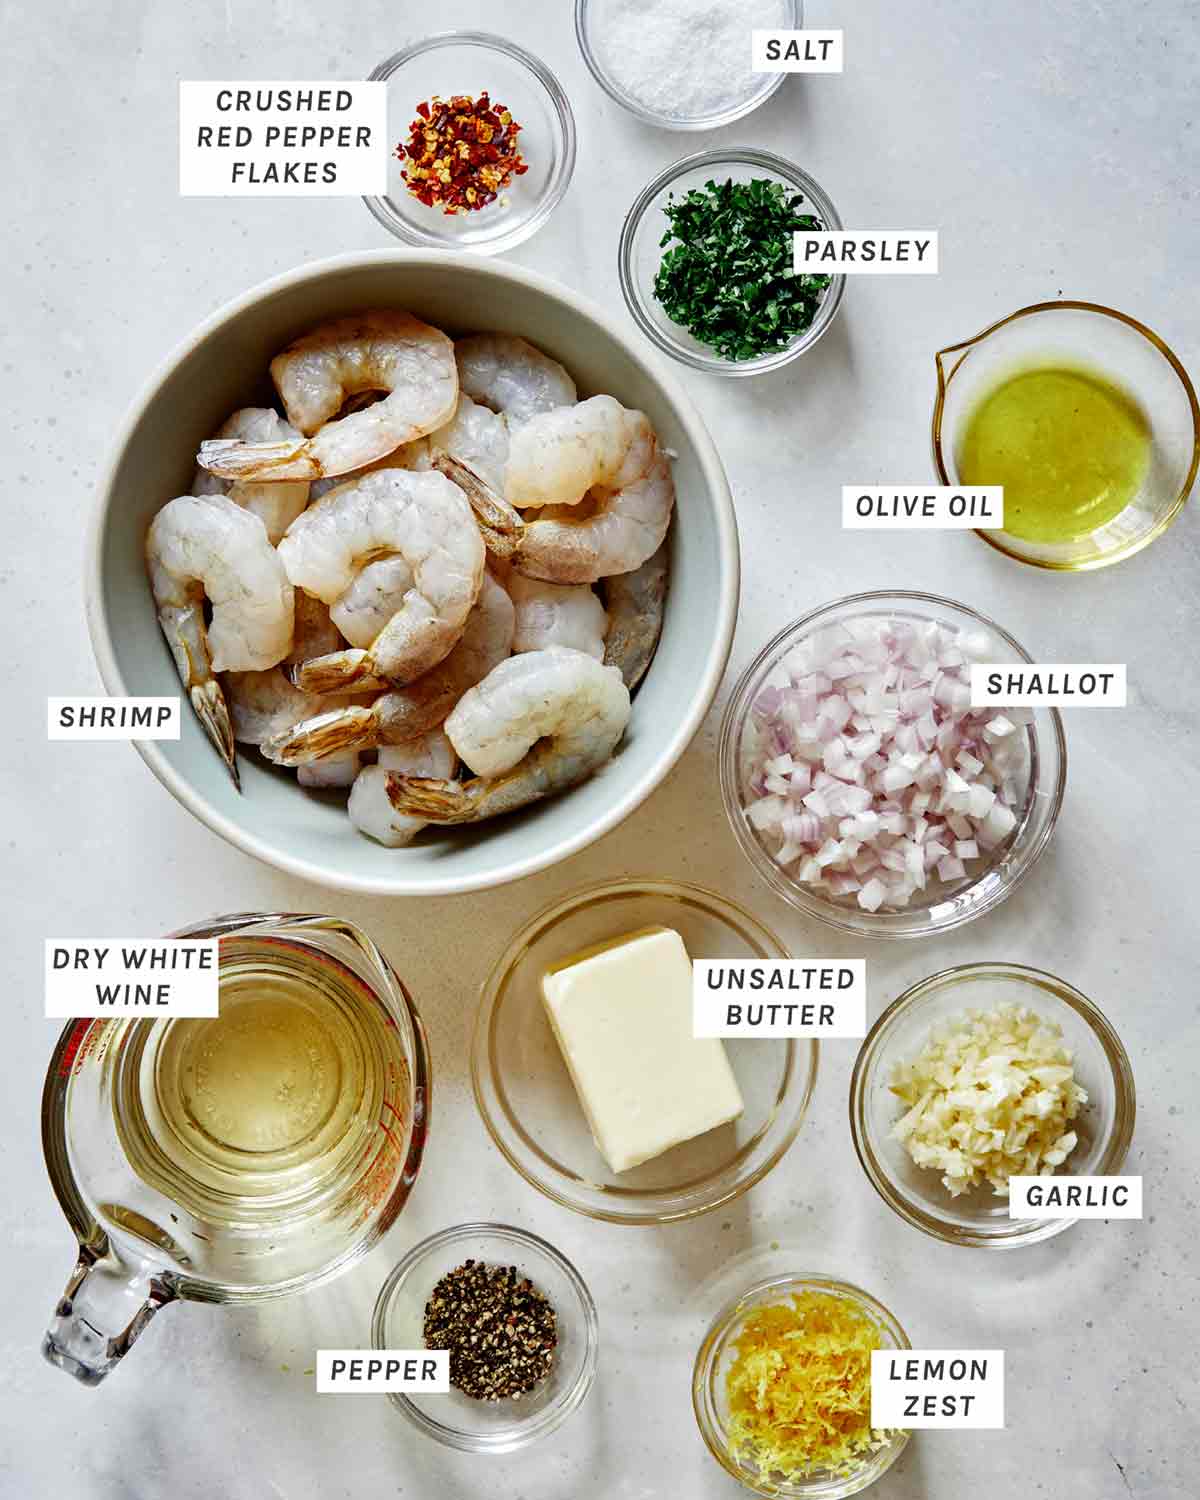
[44,1238,177,1386]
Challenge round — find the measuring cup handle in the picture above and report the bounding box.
[42,1242,177,1386]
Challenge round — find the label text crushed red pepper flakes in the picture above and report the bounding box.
[398,92,529,215]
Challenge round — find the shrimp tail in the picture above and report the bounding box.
[199,437,320,482]
[384,775,475,822]
[433,453,525,559]
[263,704,379,766]
[287,649,387,694]
[190,679,240,790]
[385,748,569,826]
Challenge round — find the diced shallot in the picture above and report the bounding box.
[742,613,1029,913]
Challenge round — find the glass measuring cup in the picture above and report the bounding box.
[42,912,431,1385]
[931,300,1199,570]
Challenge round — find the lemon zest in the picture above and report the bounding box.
[725,1291,892,1480]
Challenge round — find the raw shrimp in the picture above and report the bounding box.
[287,590,345,664]
[307,440,432,501]
[349,731,458,847]
[515,437,675,585]
[146,494,294,786]
[505,397,651,509]
[385,647,630,825]
[278,468,485,692]
[297,752,361,789]
[197,311,457,482]
[330,555,414,647]
[454,334,576,425]
[224,661,369,760]
[601,540,668,689]
[432,452,524,559]
[428,395,510,494]
[191,408,310,543]
[266,572,514,765]
[508,572,608,660]
[427,395,525,555]
[378,731,458,779]
[224,668,327,748]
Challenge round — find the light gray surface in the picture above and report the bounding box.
[2,2,1196,1498]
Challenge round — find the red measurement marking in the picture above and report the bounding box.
[56,1020,91,1078]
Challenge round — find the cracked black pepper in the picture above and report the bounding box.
[423,1259,558,1401]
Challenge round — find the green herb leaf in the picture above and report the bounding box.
[652,177,831,361]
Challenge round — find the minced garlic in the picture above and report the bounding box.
[890,1002,1087,1197]
[725,1291,892,1480]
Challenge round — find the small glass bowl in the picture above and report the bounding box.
[371,1222,598,1453]
[365,32,576,254]
[471,878,819,1225]
[576,0,801,131]
[619,147,845,377]
[693,1274,911,1498]
[849,962,1136,1249]
[718,591,1067,938]
[933,300,1199,570]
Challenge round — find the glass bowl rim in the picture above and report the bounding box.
[370,1219,599,1451]
[717,589,1068,938]
[574,0,801,131]
[470,876,819,1225]
[363,29,577,254]
[618,146,847,377]
[848,960,1137,1248]
[932,298,1200,572]
[692,1271,912,1497]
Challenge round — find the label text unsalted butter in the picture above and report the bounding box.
[693,960,865,1037]
[44,941,219,1018]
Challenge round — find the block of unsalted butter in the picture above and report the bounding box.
[540,926,745,1174]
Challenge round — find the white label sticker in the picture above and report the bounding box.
[752,29,844,72]
[970,664,1127,707]
[316,1350,450,1393]
[44,941,219,1019]
[842,487,1003,530]
[871,1350,1005,1429]
[179,81,387,195]
[1009,1175,1142,1219]
[794,231,938,274]
[48,697,180,740]
[693,961,866,1037]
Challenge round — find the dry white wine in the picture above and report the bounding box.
[119,947,393,1217]
[156,977,363,1159]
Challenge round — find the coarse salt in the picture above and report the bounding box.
[592,0,790,121]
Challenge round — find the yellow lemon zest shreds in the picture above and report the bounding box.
[725,1292,892,1480]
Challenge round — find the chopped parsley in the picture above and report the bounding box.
[653,177,831,361]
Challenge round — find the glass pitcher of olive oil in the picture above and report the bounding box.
[42,912,431,1385]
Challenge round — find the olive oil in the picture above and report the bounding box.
[957,365,1150,543]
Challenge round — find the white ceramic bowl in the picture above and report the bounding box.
[85,252,738,895]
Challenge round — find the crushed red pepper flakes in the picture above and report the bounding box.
[397,92,529,216]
